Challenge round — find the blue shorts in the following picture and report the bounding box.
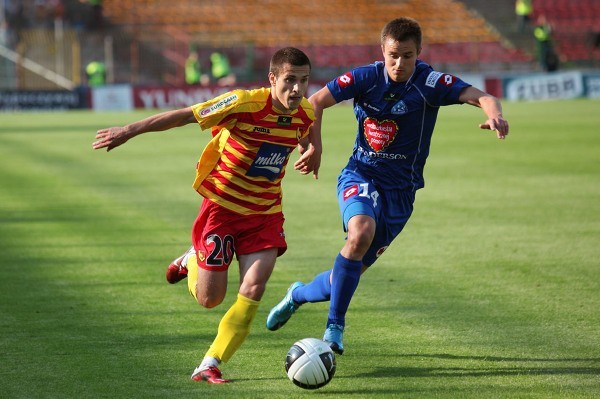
[337,168,415,267]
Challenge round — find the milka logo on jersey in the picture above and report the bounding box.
[343,184,359,200]
[200,94,238,116]
[425,71,456,88]
[246,142,291,181]
[337,72,354,88]
[363,118,398,152]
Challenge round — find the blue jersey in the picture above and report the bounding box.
[327,60,470,191]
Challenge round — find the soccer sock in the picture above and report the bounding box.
[199,356,219,370]
[292,270,332,304]
[327,253,362,327]
[187,254,199,300]
[205,293,260,363]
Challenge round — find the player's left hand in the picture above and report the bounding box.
[479,115,509,140]
[294,144,321,179]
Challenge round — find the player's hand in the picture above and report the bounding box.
[479,115,509,140]
[297,137,310,154]
[92,127,131,151]
[294,144,321,179]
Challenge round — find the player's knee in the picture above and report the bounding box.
[239,282,266,302]
[346,228,374,255]
[196,292,225,309]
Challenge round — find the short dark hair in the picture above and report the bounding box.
[381,17,422,49]
[269,47,311,76]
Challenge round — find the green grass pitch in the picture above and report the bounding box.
[0,100,599,398]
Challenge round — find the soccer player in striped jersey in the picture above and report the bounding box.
[92,47,316,383]
[267,18,509,355]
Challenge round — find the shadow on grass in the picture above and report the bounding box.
[342,353,600,378]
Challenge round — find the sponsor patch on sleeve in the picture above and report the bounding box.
[337,72,354,88]
[425,71,443,88]
[199,94,238,116]
[343,184,359,200]
[426,71,457,88]
[440,74,456,86]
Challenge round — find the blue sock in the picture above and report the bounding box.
[292,270,331,304]
[328,253,362,327]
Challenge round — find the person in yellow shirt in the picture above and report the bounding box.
[533,15,558,71]
[185,47,209,86]
[210,51,236,86]
[515,0,533,33]
[85,60,105,86]
[92,47,317,383]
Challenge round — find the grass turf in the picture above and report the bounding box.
[0,100,598,398]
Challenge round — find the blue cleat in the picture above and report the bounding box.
[323,324,344,355]
[266,282,304,331]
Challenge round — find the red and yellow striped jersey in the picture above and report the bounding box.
[191,87,315,215]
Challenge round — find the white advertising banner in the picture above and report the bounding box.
[91,85,134,111]
[504,71,584,101]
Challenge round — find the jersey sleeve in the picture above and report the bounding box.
[191,89,248,130]
[326,64,380,103]
[420,70,471,106]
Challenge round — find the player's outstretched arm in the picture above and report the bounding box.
[92,107,197,152]
[459,86,509,140]
[294,87,337,179]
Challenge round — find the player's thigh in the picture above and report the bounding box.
[237,248,278,301]
[337,169,379,230]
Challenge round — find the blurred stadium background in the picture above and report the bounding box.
[1,0,599,110]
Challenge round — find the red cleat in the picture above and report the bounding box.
[191,366,231,384]
[166,246,194,284]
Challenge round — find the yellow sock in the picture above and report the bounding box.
[205,293,260,363]
[187,254,198,300]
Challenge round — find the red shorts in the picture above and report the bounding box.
[191,199,287,271]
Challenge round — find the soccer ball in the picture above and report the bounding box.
[285,338,336,389]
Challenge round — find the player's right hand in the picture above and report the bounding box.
[92,127,131,151]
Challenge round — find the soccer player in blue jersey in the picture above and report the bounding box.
[266,17,509,355]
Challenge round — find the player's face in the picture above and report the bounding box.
[381,37,421,83]
[269,63,310,113]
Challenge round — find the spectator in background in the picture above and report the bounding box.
[86,60,106,86]
[533,15,558,71]
[210,51,236,86]
[185,46,209,86]
[0,18,19,50]
[4,0,27,42]
[515,0,533,33]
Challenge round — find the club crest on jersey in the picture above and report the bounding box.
[343,184,359,200]
[337,72,354,88]
[246,142,291,181]
[391,100,408,115]
[363,118,398,152]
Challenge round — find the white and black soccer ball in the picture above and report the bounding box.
[285,338,336,389]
